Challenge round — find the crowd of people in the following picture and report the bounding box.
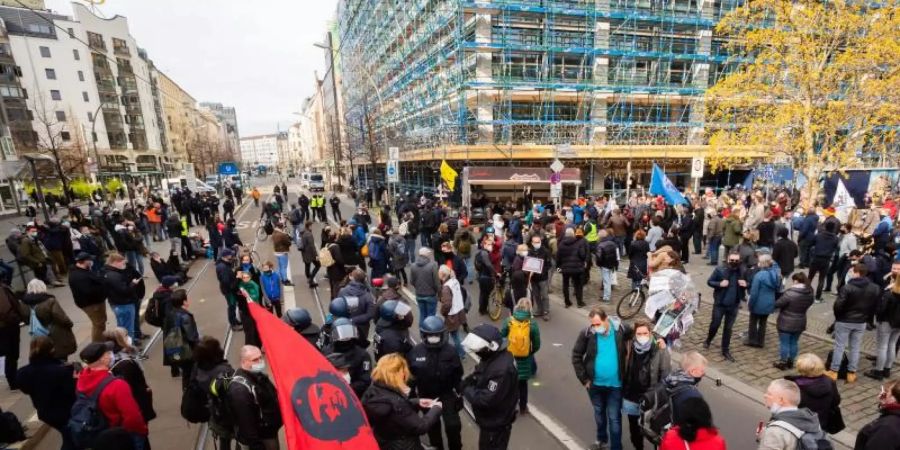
[2,178,900,450]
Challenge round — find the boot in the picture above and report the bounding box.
[846,371,857,384]
[773,360,790,370]
[824,370,838,381]
[864,369,885,381]
[885,368,891,378]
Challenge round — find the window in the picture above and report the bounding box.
[50,90,61,100]
[39,46,51,58]
[73,49,80,60]
[61,131,71,141]
[55,111,66,121]
[45,68,56,80]
[87,112,93,122]
[82,91,89,102]
[67,28,74,38]
[77,70,84,82]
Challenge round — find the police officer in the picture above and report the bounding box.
[373,300,413,361]
[461,324,519,450]
[407,316,464,450]
[336,271,378,341]
[321,317,372,398]
[283,308,320,348]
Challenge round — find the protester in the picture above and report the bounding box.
[103,253,141,340]
[622,319,671,450]
[757,379,827,450]
[746,254,781,348]
[193,337,235,450]
[854,379,900,450]
[475,238,498,315]
[103,327,155,425]
[162,290,199,387]
[828,263,880,383]
[438,265,467,358]
[226,345,282,450]
[785,353,843,435]
[69,252,107,342]
[705,251,747,362]
[527,233,552,319]
[16,336,76,449]
[259,261,283,317]
[773,273,815,370]
[299,221,320,287]
[462,324,519,450]
[22,278,76,360]
[411,248,441,325]
[865,273,900,380]
[557,228,589,307]
[361,353,443,449]
[500,298,541,415]
[271,222,293,286]
[658,397,726,450]
[215,248,242,331]
[772,227,798,277]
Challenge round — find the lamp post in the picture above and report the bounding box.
[314,32,345,191]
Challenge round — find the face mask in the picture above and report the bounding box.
[728,261,740,268]
[518,251,527,257]
[29,232,37,238]
[126,336,133,347]
[264,269,272,274]
[532,243,541,249]
[484,246,493,252]
[593,325,608,335]
[342,373,352,384]
[636,336,651,345]
[426,336,441,344]
[250,361,266,373]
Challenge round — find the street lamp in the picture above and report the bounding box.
[314,33,345,191]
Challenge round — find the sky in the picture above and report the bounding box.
[44,0,339,137]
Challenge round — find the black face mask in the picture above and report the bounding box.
[728,261,740,268]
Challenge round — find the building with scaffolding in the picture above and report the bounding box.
[337,0,743,195]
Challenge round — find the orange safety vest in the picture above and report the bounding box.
[146,207,161,223]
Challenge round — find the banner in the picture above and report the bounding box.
[247,303,378,450]
[440,160,458,191]
[649,163,689,205]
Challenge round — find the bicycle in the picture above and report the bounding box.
[488,273,508,321]
[616,277,648,319]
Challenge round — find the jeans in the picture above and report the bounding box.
[706,305,738,351]
[126,250,144,275]
[405,237,416,264]
[562,272,584,306]
[112,304,136,338]
[417,295,437,326]
[600,267,614,301]
[874,321,900,370]
[531,279,549,316]
[588,385,623,450]
[170,237,181,255]
[450,329,464,358]
[779,332,801,361]
[807,257,830,299]
[831,321,867,372]
[708,236,721,264]
[748,313,769,347]
[463,254,474,283]
[275,253,290,283]
[613,236,625,256]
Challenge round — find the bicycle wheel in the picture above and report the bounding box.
[256,226,268,241]
[488,285,504,321]
[616,288,646,319]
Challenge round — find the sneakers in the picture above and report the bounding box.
[824,370,838,381]
[703,341,711,350]
[773,359,793,370]
[846,371,857,384]
[588,442,609,450]
[722,351,736,362]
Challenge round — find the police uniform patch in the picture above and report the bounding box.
[488,380,498,392]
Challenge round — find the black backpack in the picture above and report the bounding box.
[640,383,695,445]
[181,373,210,424]
[596,240,618,268]
[68,375,116,449]
[144,291,168,328]
[0,408,25,445]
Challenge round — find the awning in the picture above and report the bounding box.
[466,166,582,185]
[0,160,28,179]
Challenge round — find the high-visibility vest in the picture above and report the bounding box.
[585,222,598,243]
[180,217,189,237]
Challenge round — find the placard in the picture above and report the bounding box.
[522,256,544,274]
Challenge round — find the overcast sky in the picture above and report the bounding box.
[44,0,339,137]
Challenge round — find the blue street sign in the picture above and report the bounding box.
[219,162,238,175]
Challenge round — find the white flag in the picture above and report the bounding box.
[834,179,853,223]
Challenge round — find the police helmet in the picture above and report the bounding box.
[376,300,411,328]
[283,308,312,331]
[420,315,447,348]
[331,317,358,342]
[328,296,360,318]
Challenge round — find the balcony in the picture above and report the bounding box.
[96,78,117,92]
[114,45,130,57]
[118,77,138,93]
[88,32,106,52]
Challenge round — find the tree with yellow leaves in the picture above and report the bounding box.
[705,0,899,206]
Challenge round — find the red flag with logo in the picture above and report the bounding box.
[247,302,378,449]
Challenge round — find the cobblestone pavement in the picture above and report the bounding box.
[547,250,889,436]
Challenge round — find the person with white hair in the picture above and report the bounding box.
[747,253,782,348]
[22,278,76,359]
[758,379,827,450]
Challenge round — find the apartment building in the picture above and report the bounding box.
[240,134,281,169]
[199,101,240,162]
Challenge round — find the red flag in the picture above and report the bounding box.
[247,302,378,449]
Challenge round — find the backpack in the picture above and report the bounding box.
[423,211,437,230]
[640,383,695,445]
[392,239,407,258]
[0,408,25,445]
[163,316,192,364]
[768,419,833,450]
[474,250,487,273]
[206,368,237,436]
[507,318,531,358]
[29,307,49,337]
[145,292,167,328]
[181,374,211,423]
[458,236,472,255]
[319,244,336,267]
[68,375,117,448]
[596,240,618,268]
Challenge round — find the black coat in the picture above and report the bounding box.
[17,357,76,428]
[323,341,372,399]
[463,349,519,429]
[876,290,900,328]
[103,265,138,306]
[68,266,106,308]
[361,382,442,450]
[227,369,282,445]
[784,375,840,435]
[772,238,798,276]
[775,285,815,333]
[407,342,463,399]
[556,236,587,274]
[835,277,880,324]
[111,354,156,422]
[373,325,412,361]
[811,231,840,259]
[855,408,900,450]
[628,239,651,280]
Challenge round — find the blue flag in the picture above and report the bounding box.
[649,163,689,206]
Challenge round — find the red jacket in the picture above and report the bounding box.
[659,427,727,450]
[76,368,148,435]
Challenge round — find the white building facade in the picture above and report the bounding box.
[239,134,279,168]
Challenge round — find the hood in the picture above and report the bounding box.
[414,255,432,267]
[785,375,834,398]
[342,280,369,297]
[787,284,814,296]
[559,236,577,247]
[848,277,871,288]
[664,370,698,389]
[76,367,112,394]
[771,408,821,433]
[512,310,531,321]
[22,292,53,306]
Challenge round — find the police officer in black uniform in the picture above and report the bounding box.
[321,317,372,398]
[407,316,464,450]
[372,300,413,361]
[283,308,320,348]
[461,324,519,450]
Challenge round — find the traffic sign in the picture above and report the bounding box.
[218,161,239,175]
[691,157,704,178]
[388,147,400,161]
[550,172,561,184]
[386,160,399,183]
[550,183,562,198]
[550,159,564,173]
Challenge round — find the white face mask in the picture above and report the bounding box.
[426,336,441,344]
[250,361,266,373]
[518,251,527,257]
[532,243,541,249]
[635,335,651,345]
[342,373,352,384]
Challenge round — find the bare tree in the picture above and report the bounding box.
[21,95,90,201]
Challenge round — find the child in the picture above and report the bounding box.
[260,261,283,317]
[237,270,261,304]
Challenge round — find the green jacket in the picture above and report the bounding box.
[501,310,541,381]
[238,280,261,303]
[722,215,743,247]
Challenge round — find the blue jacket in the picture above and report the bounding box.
[749,264,782,315]
[260,270,281,301]
[353,226,367,248]
[572,205,584,225]
[797,213,819,241]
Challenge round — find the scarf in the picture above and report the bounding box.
[444,278,465,316]
[633,339,652,354]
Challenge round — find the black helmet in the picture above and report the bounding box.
[283,308,311,331]
[420,315,447,348]
[376,300,411,327]
[328,296,359,318]
[331,317,358,342]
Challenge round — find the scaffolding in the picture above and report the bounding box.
[337,0,744,187]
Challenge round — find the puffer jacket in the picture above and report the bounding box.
[834,277,880,324]
[775,284,815,333]
[361,382,442,450]
[22,293,76,359]
[749,264,782,315]
[784,374,841,434]
[876,289,900,328]
[555,236,587,274]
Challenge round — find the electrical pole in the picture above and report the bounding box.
[324,32,344,190]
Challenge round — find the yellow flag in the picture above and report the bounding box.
[440,160,458,191]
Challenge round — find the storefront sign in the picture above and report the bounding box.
[467,166,581,184]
